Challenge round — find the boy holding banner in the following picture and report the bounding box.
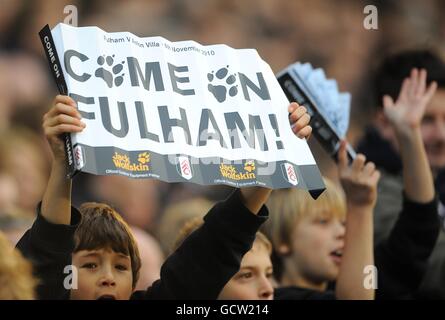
[16,95,310,299]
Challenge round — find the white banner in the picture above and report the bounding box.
[42,23,324,194]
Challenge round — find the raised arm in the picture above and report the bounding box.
[15,95,85,299]
[383,68,436,203]
[375,69,440,298]
[336,141,380,300]
[41,95,85,225]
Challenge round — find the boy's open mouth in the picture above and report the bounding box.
[330,249,343,264]
[330,249,343,257]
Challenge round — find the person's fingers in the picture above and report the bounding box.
[44,113,86,129]
[54,95,77,108]
[47,102,82,119]
[424,81,438,102]
[44,124,85,137]
[338,140,348,171]
[398,78,411,101]
[370,169,381,185]
[289,105,307,123]
[416,68,427,96]
[292,113,310,133]
[288,102,300,114]
[383,95,394,109]
[408,68,418,98]
[296,125,312,139]
[352,154,366,173]
[363,161,376,176]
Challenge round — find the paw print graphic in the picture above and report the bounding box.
[137,152,150,164]
[244,160,255,173]
[207,66,238,103]
[95,55,125,88]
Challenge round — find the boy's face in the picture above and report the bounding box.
[71,248,133,300]
[421,89,445,172]
[288,213,345,284]
[218,242,274,300]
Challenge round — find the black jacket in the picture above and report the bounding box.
[16,190,268,300]
[374,195,439,299]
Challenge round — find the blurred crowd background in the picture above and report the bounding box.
[1,0,444,290]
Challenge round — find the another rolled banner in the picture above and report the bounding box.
[277,62,356,163]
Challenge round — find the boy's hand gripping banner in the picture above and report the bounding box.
[40,23,325,197]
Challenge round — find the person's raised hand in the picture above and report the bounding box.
[338,140,380,209]
[383,68,437,136]
[288,102,312,139]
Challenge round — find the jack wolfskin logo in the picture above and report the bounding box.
[137,152,150,164]
[112,152,149,171]
[244,160,255,173]
[220,161,256,181]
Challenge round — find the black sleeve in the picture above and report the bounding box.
[15,203,81,300]
[134,189,268,300]
[375,194,440,299]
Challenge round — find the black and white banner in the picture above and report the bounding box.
[41,23,325,196]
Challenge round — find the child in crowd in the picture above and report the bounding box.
[16,96,311,299]
[174,217,274,300]
[264,140,379,300]
[264,178,346,299]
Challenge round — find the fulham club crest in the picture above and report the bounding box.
[281,162,298,186]
[177,156,193,180]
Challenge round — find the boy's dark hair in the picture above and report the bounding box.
[74,203,141,288]
[373,50,445,109]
